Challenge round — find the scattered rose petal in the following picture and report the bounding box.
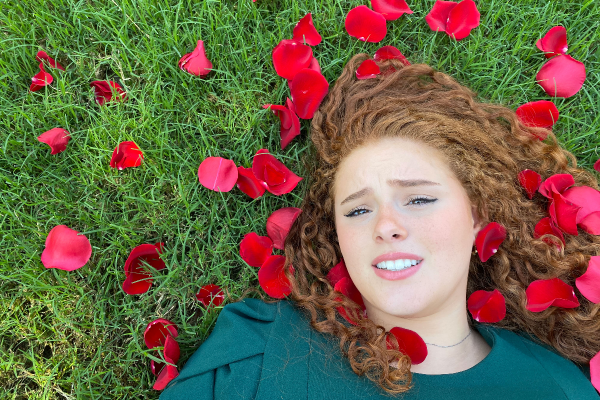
[292,13,322,46]
[196,284,225,308]
[425,0,457,33]
[373,45,410,66]
[386,327,428,365]
[327,258,351,287]
[150,360,164,377]
[122,243,165,295]
[562,186,600,228]
[144,318,178,350]
[252,149,303,195]
[550,189,581,235]
[266,207,302,250]
[591,350,600,392]
[236,166,266,199]
[538,173,574,198]
[594,159,600,174]
[36,50,65,71]
[307,57,321,74]
[258,255,294,299]
[290,69,329,119]
[179,40,213,77]
[475,222,506,262]
[272,39,313,80]
[37,128,71,155]
[534,217,565,248]
[467,289,506,323]
[536,55,586,98]
[197,156,238,192]
[516,100,559,128]
[110,141,144,170]
[525,277,580,312]
[334,276,366,325]
[41,225,92,271]
[575,256,600,303]
[536,26,568,58]
[445,0,480,40]
[371,0,413,21]
[30,63,53,92]
[240,232,273,267]
[263,98,301,149]
[90,80,127,105]
[356,59,381,80]
[345,5,387,43]
[153,335,180,390]
[518,169,542,200]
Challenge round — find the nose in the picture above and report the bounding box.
[373,204,408,242]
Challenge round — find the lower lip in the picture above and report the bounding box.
[372,261,423,281]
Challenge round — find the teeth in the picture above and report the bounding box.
[376,259,420,271]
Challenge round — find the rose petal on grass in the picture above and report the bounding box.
[290,69,329,119]
[356,59,381,80]
[258,255,294,298]
[345,5,387,43]
[150,360,164,377]
[525,277,580,312]
[307,57,322,74]
[110,141,143,170]
[538,173,574,198]
[122,243,165,295]
[36,51,65,71]
[467,289,506,323]
[425,0,457,33]
[371,0,413,21]
[144,318,178,350]
[446,0,480,40]
[179,40,213,77]
[536,54,586,98]
[263,98,301,149]
[41,225,92,271]
[252,149,303,195]
[536,26,568,58]
[575,256,600,303]
[30,63,53,92]
[196,284,225,308]
[534,217,565,249]
[327,258,351,286]
[90,80,127,105]
[153,335,180,390]
[518,169,542,200]
[387,326,428,365]
[475,222,506,262]
[37,128,71,154]
[266,207,302,249]
[198,157,238,192]
[236,166,266,199]
[272,39,313,80]
[373,45,410,66]
[516,100,559,128]
[240,232,273,267]
[292,13,322,46]
[594,159,600,173]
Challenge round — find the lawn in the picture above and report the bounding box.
[1,0,599,398]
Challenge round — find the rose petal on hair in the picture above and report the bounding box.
[90,80,127,105]
[196,284,225,308]
[425,0,457,33]
[475,222,506,262]
[371,0,413,21]
[467,289,506,323]
[236,166,266,199]
[144,318,178,349]
[334,276,366,326]
[30,63,53,92]
[551,189,581,236]
[538,173,574,198]
[272,39,313,80]
[591,351,600,392]
[516,100,559,128]
[356,59,381,80]
[536,55,586,98]
[292,13,322,46]
[579,211,600,236]
[122,243,166,295]
[252,149,303,195]
[264,98,301,149]
[445,0,480,40]
[258,255,294,299]
[41,225,92,271]
[373,45,410,66]
[240,232,273,267]
[534,217,565,249]
[179,40,213,77]
[197,156,238,192]
[327,258,351,286]
[525,277,580,312]
[345,5,387,43]
[290,69,329,119]
[517,169,542,200]
[562,186,600,224]
[153,336,180,390]
[266,207,302,250]
[37,128,71,155]
[575,256,600,303]
[386,326,428,365]
[536,26,568,59]
[110,141,144,170]
[36,50,65,71]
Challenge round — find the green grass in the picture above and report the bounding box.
[1,0,599,398]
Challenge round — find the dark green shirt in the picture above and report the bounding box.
[160,298,598,399]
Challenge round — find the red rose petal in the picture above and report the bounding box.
[345,5,388,43]
[263,98,301,150]
[40,225,92,271]
[536,26,568,59]
[30,63,53,92]
[251,149,303,195]
[579,211,600,236]
[475,222,506,262]
[356,59,381,80]
[334,276,366,325]
[446,0,480,40]
[37,128,71,155]
[534,217,565,249]
[386,327,428,365]
[236,166,266,199]
[290,69,329,119]
[266,207,302,250]
[425,0,457,33]
[467,289,506,323]
[179,40,213,77]
[326,258,351,286]
[122,243,165,295]
[575,256,600,303]
[90,80,127,105]
[591,351,600,392]
[525,277,580,312]
[197,156,238,192]
[292,13,322,46]
[551,189,581,236]
[562,186,600,225]
[517,169,542,200]
[110,141,144,170]
[150,359,164,377]
[258,255,294,299]
[122,270,153,295]
[594,159,600,174]
[153,336,180,390]
[36,50,66,71]
[144,318,178,349]
[371,0,413,21]
[196,284,225,308]
[307,57,321,74]
[536,54,586,98]
[272,39,313,80]
[516,100,559,128]
[538,173,574,198]
[373,45,410,66]
[240,232,274,267]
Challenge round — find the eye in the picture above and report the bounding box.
[407,196,437,206]
[344,206,369,218]
[343,196,437,218]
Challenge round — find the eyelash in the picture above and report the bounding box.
[344,196,437,218]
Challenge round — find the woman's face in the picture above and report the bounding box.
[333,137,483,324]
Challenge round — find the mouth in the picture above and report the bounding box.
[372,259,423,281]
[372,259,423,271]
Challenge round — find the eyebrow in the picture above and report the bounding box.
[340,179,442,206]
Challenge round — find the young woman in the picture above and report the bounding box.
[160,54,599,399]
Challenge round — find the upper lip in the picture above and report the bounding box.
[371,252,423,266]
